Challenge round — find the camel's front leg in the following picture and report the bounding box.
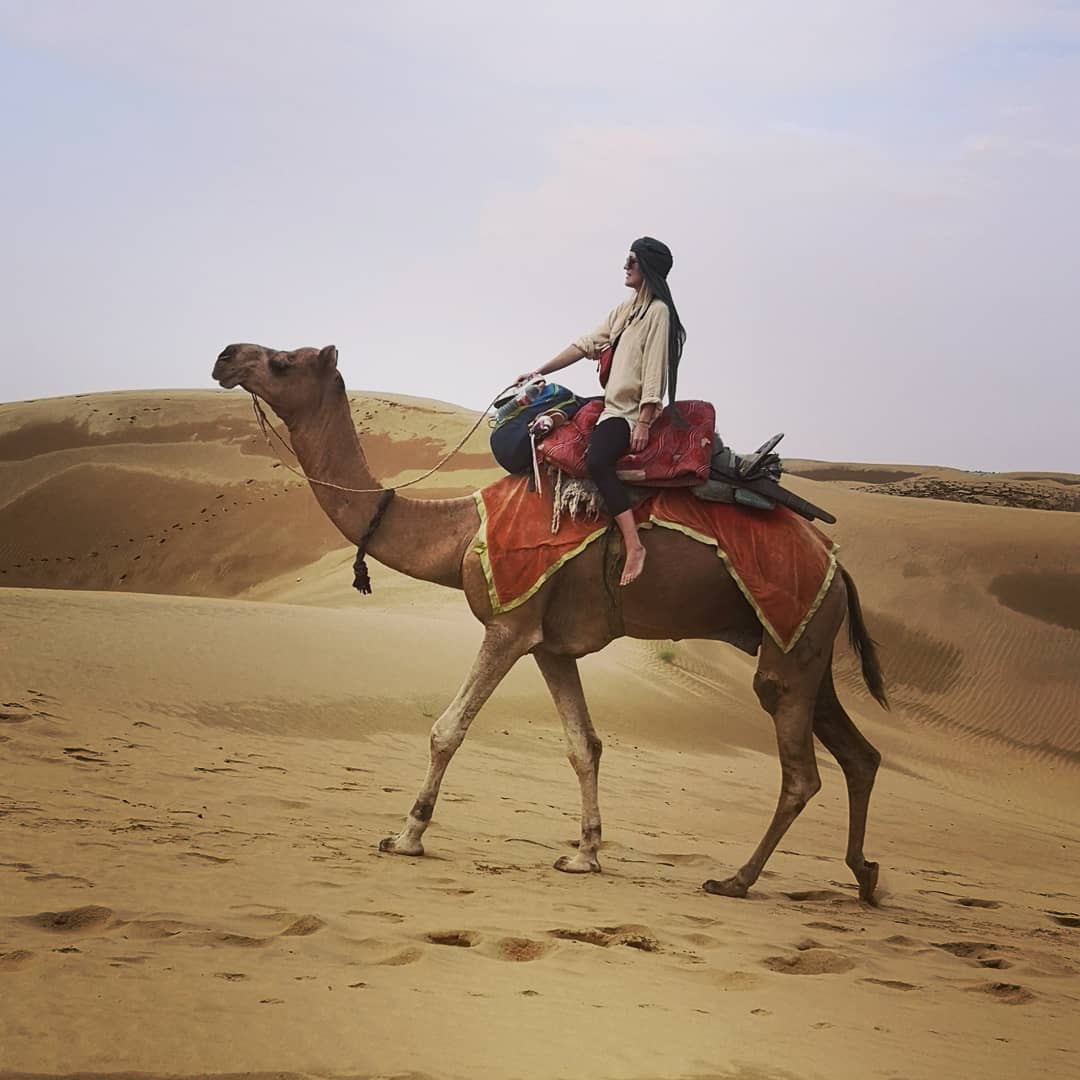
[534,650,603,873]
[379,623,531,857]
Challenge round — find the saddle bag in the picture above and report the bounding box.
[489,383,587,476]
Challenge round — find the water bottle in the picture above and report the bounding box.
[494,377,546,427]
[514,377,545,408]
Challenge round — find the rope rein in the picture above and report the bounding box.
[250,389,510,495]
[249,386,515,594]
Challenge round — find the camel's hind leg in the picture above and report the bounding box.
[703,584,843,898]
[813,663,882,902]
[534,650,603,874]
[379,622,534,857]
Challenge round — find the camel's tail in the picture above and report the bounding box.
[839,564,889,710]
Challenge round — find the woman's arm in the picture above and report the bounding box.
[515,344,584,384]
[630,402,659,451]
[515,301,625,384]
[631,304,671,451]
[538,344,586,375]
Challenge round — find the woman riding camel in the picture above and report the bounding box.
[518,236,687,586]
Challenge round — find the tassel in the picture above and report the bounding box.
[350,490,396,596]
[352,552,373,594]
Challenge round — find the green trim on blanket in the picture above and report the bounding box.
[647,515,837,653]
[786,551,839,653]
[471,491,501,613]
[471,491,608,616]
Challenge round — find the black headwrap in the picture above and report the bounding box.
[630,236,687,411]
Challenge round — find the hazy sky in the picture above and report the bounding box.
[2,2,1078,471]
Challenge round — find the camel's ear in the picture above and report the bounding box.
[318,345,338,371]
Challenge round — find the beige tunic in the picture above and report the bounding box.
[573,286,670,427]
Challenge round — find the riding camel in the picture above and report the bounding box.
[213,343,888,902]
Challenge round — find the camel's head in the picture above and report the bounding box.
[213,343,342,418]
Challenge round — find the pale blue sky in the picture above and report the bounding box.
[2,1,1078,471]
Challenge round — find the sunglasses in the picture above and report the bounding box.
[624,254,638,269]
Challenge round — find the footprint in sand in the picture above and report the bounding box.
[954,897,1003,909]
[280,915,325,937]
[969,981,1036,1005]
[0,950,35,971]
[710,970,761,990]
[426,930,480,948]
[376,946,423,966]
[547,925,662,953]
[20,905,113,933]
[761,949,855,975]
[932,941,1001,960]
[214,972,249,981]
[487,937,554,962]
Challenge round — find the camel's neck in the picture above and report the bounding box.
[283,390,479,588]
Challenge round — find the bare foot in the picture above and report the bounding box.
[554,853,601,874]
[620,545,646,586]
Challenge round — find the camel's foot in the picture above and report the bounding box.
[702,875,749,898]
[379,834,424,857]
[554,852,601,874]
[852,859,879,904]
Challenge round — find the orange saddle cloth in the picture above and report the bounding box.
[472,476,837,652]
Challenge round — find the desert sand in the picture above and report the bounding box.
[1,389,1078,1080]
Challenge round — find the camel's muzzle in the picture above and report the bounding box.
[212,363,242,389]
[213,348,243,389]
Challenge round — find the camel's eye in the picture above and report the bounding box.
[269,353,290,375]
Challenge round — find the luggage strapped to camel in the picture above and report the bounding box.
[488,382,836,527]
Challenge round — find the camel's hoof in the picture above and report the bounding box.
[554,853,601,874]
[379,836,424,857]
[856,860,880,905]
[702,876,749,898]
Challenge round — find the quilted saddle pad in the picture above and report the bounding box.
[536,399,715,486]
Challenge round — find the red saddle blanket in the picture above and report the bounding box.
[537,399,715,486]
[472,475,837,653]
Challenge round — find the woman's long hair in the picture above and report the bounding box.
[631,236,687,408]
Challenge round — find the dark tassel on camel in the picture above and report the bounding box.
[350,489,396,595]
[352,552,374,594]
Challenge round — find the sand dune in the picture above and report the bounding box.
[1,389,1078,1079]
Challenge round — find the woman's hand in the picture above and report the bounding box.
[630,420,651,452]
[514,370,541,385]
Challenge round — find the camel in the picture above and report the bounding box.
[212,342,889,902]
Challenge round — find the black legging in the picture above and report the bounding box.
[585,417,632,516]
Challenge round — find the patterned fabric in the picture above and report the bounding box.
[472,475,837,652]
[536,398,715,486]
[472,476,610,616]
